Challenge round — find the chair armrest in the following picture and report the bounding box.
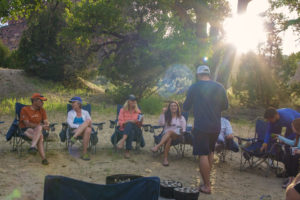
[93,122,105,130]
[234,136,257,144]
[109,120,117,129]
[142,124,151,132]
[49,123,58,131]
[149,125,164,133]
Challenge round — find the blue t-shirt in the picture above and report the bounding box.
[183,80,228,133]
[73,117,84,125]
[264,108,300,144]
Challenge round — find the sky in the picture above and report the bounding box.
[227,0,300,55]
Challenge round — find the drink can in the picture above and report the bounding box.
[138,114,143,121]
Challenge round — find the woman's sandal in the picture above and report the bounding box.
[162,161,169,167]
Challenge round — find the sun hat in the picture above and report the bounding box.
[69,96,82,104]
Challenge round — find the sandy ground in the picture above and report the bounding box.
[0,112,286,200]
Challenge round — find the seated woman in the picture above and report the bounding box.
[276,118,300,188]
[67,97,92,161]
[151,101,186,166]
[114,94,145,158]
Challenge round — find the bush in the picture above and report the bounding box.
[139,96,164,115]
[0,40,10,67]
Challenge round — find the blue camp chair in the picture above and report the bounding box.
[60,104,105,154]
[109,104,150,152]
[235,118,283,176]
[6,102,57,155]
[150,111,193,157]
[44,175,160,200]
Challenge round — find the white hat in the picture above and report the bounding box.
[196,65,210,75]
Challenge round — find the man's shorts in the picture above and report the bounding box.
[192,129,219,156]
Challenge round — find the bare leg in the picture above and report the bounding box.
[117,134,128,149]
[152,131,175,152]
[163,138,172,165]
[31,125,43,148]
[73,120,92,138]
[82,127,92,154]
[208,152,214,169]
[199,155,212,193]
[37,134,46,160]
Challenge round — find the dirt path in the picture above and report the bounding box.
[0,113,286,200]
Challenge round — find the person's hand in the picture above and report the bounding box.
[294,149,300,155]
[226,134,234,140]
[42,124,50,131]
[271,133,278,139]
[260,143,268,152]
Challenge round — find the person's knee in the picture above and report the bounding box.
[86,127,92,134]
[35,125,43,133]
[286,187,299,200]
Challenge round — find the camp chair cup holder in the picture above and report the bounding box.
[109,120,116,129]
[49,123,57,132]
[93,122,105,130]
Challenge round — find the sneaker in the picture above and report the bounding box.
[70,136,77,144]
[28,147,38,155]
[81,153,90,161]
[42,159,49,165]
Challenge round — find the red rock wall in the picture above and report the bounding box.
[0,20,27,50]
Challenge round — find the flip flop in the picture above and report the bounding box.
[162,162,169,167]
[199,185,211,194]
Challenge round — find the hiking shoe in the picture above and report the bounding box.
[42,159,49,165]
[28,147,38,155]
[81,153,90,161]
[70,136,77,145]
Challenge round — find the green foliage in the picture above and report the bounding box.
[139,95,164,115]
[232,52,279,107]
[16,1,69,81]
[61,0,230,97]
[0,40,10,67]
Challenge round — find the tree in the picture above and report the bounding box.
[232,52,279,107]
[269,0,300,37]
[61,0,230,98]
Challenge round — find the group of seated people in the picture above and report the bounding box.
[13,93,300,198]
[19,93,239,166]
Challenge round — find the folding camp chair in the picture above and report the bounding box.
[235,118,283,176]
[109,104,150,152]
[7,102,57,155]
[60,104,105,154]
[150,111,193,157]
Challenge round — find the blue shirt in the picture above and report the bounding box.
[264,108,300,144]
[73,117,84,125]
[183,80,228,133]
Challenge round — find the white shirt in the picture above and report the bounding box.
[158,114,186,134]
[218,117,233,142]
[67,109,91,128]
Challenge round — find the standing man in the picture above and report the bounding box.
[19,93,50,165]
[183,65,228,194]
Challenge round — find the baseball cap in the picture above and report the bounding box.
[69,96,82,104]
[128,94,137,101]
[196,65,210,75]
[31,93,47,101]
